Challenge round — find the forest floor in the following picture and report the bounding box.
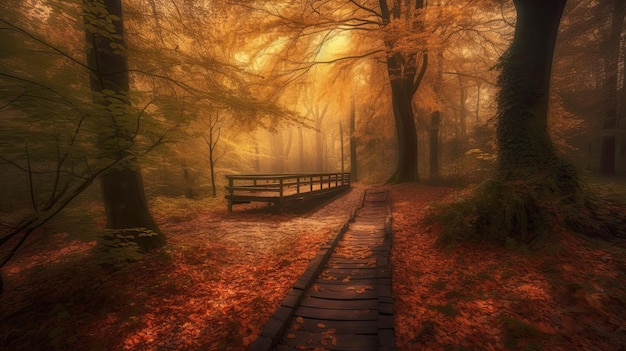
[1,183,625,351]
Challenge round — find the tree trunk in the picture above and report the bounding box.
[458,75,467,143]
[298,126,304,172]
[84,0,164,250]
[380,0,427,183]
[435,0,626,246]
[183,165,194,199]
[209,138,217,198]
[313,105,328,172]
[340,123,345,174]
[387,76,421,183]
[599,0,625,175]
[496,0,567,177]
[349,98,358,181]
[429,111,440,180]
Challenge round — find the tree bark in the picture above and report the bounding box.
[380,0,427,183]
[84,0,164,250]
[599,0,625,175]
[313,105,328,172]
[496,0,567,177]
[298,126,304,172]
[349,97,358,181]
[429,111,440,180]
[387,74,421,183]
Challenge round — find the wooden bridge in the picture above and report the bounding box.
[225,172,351,212]
[250,189,395,350]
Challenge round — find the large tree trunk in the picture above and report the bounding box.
[84,0,164,251]
[496,0,566,177]
[380,0,427,183]
[387,77,420,183]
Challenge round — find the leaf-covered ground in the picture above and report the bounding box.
[1,187,365,351]
[1,183,625,350]
[391,183,626,351]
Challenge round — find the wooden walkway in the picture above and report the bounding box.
[250,190,395,351]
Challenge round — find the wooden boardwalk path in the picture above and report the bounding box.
[250,190,395,351]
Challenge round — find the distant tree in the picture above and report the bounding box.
[200,111,224,198]
[598,0,625,175]
[349,97,358,181]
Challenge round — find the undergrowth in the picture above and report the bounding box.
[427,175,626,248]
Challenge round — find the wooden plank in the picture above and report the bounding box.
[250,188,396,351]
[288,318,378,335]
[294,306,377,321]
[249,336,273,351]
[328,258,377,265]
[281,331,378,351]
[320,268,378,279]
[299,296,377,310]
[309,288,378,300]
[326,262,377,269]
[316,278,379,286]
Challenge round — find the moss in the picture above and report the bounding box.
[429,170,626,249]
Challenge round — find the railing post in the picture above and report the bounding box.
[310,176,313,192]
[227,177,234,212]
[296,177,300,194]
[335,173,338,187]
[279,178,284,210]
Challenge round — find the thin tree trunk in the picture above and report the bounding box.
[340,123,345,174]
[349,98,358,181]
[298,126,304,172]
[458,75,467,143]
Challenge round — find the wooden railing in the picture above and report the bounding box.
[225,172,351,212]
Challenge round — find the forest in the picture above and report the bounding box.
[0,0,625,350]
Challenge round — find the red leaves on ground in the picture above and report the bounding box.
[1,188,365,351]
[390,182,626,351]
[2,183,624,350]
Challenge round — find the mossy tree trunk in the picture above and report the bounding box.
[84,0,164,251]
[496,0,567,179]
[435,0,624,246]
